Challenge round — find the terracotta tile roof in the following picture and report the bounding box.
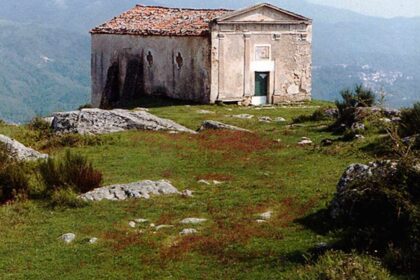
[91,5,232,36]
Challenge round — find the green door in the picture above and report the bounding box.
[255,72,269,97]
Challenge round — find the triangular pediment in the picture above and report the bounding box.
[216,3,311,23]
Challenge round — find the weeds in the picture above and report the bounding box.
[297,250,392,280]
[39,150,102,194]
[0,144,30,203]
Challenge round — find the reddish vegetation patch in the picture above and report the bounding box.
[197,131,280,154]
[160,201,283,263]
[161,169,173,178]
[155,212,176,225]
[272,196,319,227]
[160,220,277,263]
[101,229,155,251]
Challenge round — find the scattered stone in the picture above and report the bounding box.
[51,108,196,135]
[274,117,286,122]
[150,223,156,228]
[382,108,401,118]
[181,189,193,197]
[258,116,272,123]
[155,225,174,231]
[128,221,136,228]
[0,134,48,161]
[256,219,267,223]
[298,137,313,146]
[313,242,331,254]
[287,124,304,128]
[134,218,148,223]
[231,114,254,119]
[259,211,272,220]
[351,122,365,132]
[355,107,382,122]
[323,108,339,119]
[179,228,197,235]
[132,107,149,112]
[180,218,207,224]
[80,180,180,201]
[321,139,334,146]
[197,179,211,185]
[197,110,215,114]
[199,120,250,132]
[380,118,392,123]
[60,233,76,244]
[197,179,223,186]
[254,105,275,110]
[89,237,98,244]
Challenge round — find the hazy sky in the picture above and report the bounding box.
[307,0,420,18]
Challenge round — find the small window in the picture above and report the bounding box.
[299,34,308,41]
[255,45,271,61]
[175,52,183,69]
[147,51,153,66]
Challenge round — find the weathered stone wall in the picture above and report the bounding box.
[210,22,312,104]
[91,34,212,108]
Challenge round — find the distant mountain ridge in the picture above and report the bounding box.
[0,0,418,122]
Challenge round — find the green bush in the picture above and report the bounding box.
[39,150,102,194]
[297,250,392,280]
[50,188,87,208]
[399,102,420,138]
[332,85,376,131]
[0,144,30,203]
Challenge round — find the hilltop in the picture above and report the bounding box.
[1,99,418,279]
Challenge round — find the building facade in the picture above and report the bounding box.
[91,3,312,108]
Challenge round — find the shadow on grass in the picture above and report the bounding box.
[296,208,336,236]
[360,135,397,158]
[116,95,200,109]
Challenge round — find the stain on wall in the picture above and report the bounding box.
[91,35,212,108]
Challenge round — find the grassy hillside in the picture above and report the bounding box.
[1,102,407,279]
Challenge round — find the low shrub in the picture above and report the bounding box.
[293,108,332,123]
[0,144,30,203]
[331,84,376,132]
[39,150,102,194]
[297,250,392,280]
[50,188,87,208]
[28,117,52,135]
[399,102,420,138]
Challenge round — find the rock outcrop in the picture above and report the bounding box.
[80,180,180,201]
[51,108,196,135]
[330,161,398,219]
[199,120,250,132]
[0,134,48,161]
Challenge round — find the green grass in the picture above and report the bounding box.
[0,101,403,279]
